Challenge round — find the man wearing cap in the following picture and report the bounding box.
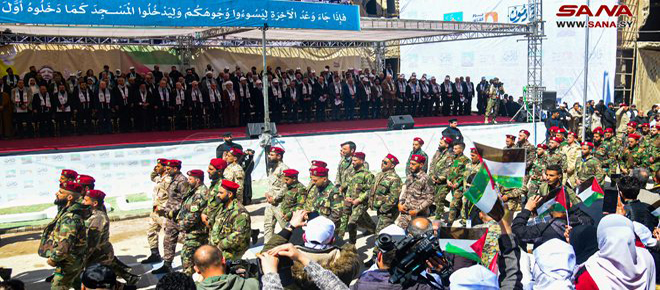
[340,152,376,243]
[224,148,246,203]
[648,125,659,172]
[562,132,581,183]
[621,133,646,175]
[76,175,95,196]
[592,128,610,173]
[485,78,504,124]
[396,154,434,229]
[546,137,567,175]
[209,180,251,261]
[153,159,189,274]
[616,103,631,139]
[603,127,622,174]
[527,144,549,197]
[222,81,240,127]
[429,137,454,219]
[302,160,327,211]
[516,130,536,176]
[464,148,488,216]
[308,167,344,231]
[176,169,210,275]
[202,158,228,230]
[574,142,606,187]
[263,147,289,242]
[39,182,87,290]
[279,169,307,223]
[447,143,470,225]
[369,154,402,233]
[59,169,78,187]
[406,137,428,176]
[83,189,138,285]
[621,121,638,148]
[504,134,516,149]
[441,118,464,143]
[640,123,653,149]
[215,132,243,159]
[142,158,170,264]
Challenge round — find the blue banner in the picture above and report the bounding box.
[0,0,360,31]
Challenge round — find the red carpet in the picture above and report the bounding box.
[0,115,486,154]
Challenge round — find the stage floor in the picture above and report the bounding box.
[0,115,489,155]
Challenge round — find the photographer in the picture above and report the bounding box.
[193,245,259,290]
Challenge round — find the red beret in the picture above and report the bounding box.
[506,134,516,140]
[627,121,638,128]
[385,154,399,165]
[641,123,650,128]
[61,181,83,194]
[410,154,426,164]
[187,169,204,179]
[310,167,329,177]
[470,148,478,154]
[567,132,577,137]
[87,189,106,201]
[558,128,567,133]
[210,158,228,170]
[520,130,530,136]
[592,127,603,134]
[656,124,660,130]
[283,169,299,178]
[604,128,614,133]
[270,147,285,155]
[157,158,168,164]
[221,180,240,192]
[549,126,559,132]
[581,142,594,148]
[620,103,628,107]
[76,175,95,186]
[61,169,78,179]
[353,152,366,160]
[537,144,548,150]
[550,137,563,144]
[628,133,641,140]
[311,160,327,168]
[441,136,453,144]
[413,137,424,145]
[229,147,243,157]
[165,159,182,167]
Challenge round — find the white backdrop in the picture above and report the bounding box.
[399,0,617,106]
[0,123,546,208]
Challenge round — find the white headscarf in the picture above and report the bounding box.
[449,265,499,290]
[532,239,575,290]
[584,214,656,290]
[303,216,335,250]
[633,221,657,248]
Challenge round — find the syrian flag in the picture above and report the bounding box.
[464,163,505,221]
[474,143,526,188]
[537,187,569,216]
[440,227,489,264]
[577,177,604,207]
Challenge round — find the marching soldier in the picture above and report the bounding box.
[603,128,622,173]
[59,169,78,187]
[396,154,434,230]
[405,137,429,175]
[429,137,454,219]
[621,133,646,175]
[574,142,606,187]
[202,158,228,230]
[153,159,189,274]
[76,175,95,196]
[545,137,567,174]
[279,169,308,222]
[369,154,402,233]
[176,170,210,275]
[303,160,327,211]
[263,147,289,243]
[224,147,246,203]
[527,144,549,197]
[336,141,356,194]
[563,132,581,184]
[308,167,344,232]
[141,158,169,265]
[209,180,251,261]
[484,78,503,124]
[516,129,536,186]
[447,143,470,226]
[39,182,87,290]
[341,152,376,244]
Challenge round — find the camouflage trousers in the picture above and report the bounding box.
[375,211,398,233]
[340,203,376,244]
[264,205,286,243]
[448,189,464,225]
[163,218,180,263]
[52,260,83,290]
[147,211,166,250]
[485,98,499,121]
[181,233,208,276]
[433,184,450,219]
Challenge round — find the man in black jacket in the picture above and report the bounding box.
[619,175,658,231]
[602,102,616,130]
[441,119,463,143]
[215,132,243,159]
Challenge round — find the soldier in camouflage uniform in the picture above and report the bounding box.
[429,136,454,219]
[405,137,429,175]
[396,154,434,230]
[530,164,581,206]
[142,158,169,264]
[527,144,548,198]
[473,211,502,265]
[279,169,308,222]
[484,78,503,124]
[463,148,484,218]
[302,160,327,211]
[263,147,289,242]
[516,130,536,177]
[369,154,402,233]
[504,134,516,149]
[447,143,470,225]
[603,128,622,175]
[224,147,246,202]
[574,142,606,187]
[202,158,228,230]
[341,152,376,244]
[209,180,251,261]
[563,132,582,185]
[176,170,210,275]
[39,182,88,290]
[639,123,652,149]
[621,133,646,175]
[153,159,189,274]
[592,128,610,174]
[647,125,659,172]
[308,167,344,233]
[545,136,567,174]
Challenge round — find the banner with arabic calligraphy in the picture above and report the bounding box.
[0,0,360,31]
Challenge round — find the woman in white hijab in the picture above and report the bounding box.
[574,214,656,289]
[532,239,576,289]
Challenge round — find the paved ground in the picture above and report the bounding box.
[0,201,378,289]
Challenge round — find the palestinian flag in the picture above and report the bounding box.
[439,227,489,264]
[488,252,500,274]
[576,177,604,207]
[464,163,505,221]
[537,187,569,216]
[474,143,526,188]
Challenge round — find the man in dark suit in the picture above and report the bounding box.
[133,82,156,131]
[358,77,371,119]
[113,77,133,132]
[187,81,204,129]
[73,81,93,134]
[269,78,284,123]
[93,81,113,134]
[406,76,421,117]
[440,76,454,116]
[285,81,300,123]
[172,82,186,129]
[342,76,357,120]
[52,83,73,135]
[204,82,222,128]
[155,79,172,130]
[453,77,464,116]
[477,77,489,115]
[237,77,253,125]
[300,77,314,122]
[152,65,164,83]
[314,76,329,121]
[464,76,475,116]
[395,75,407,115]
[330,75,343,120]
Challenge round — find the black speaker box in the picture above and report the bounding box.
[388,115,415,130]
[246,122,277,139]
[542,91,557,110]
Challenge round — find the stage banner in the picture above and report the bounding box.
[0,0,360,31]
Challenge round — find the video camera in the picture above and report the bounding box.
[377,232,452,288]
[226,256,294,283]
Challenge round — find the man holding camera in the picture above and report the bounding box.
[193,245,259,290]
[369,154,402,233]
[341,152,376,244]
[396,154,434,230]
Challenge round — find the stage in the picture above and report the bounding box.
[0,115,486,155]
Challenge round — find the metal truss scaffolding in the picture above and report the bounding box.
[526,0,544,144]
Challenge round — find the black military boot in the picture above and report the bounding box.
[140,248,162,264]
[151,261,172,274]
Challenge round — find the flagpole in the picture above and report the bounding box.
[564,186,570,227]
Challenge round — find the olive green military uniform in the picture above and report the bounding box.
[176,184,210,275]
[369,168,402,233]
[310,181,345,233]
[396,171,434,230]
[406,149,429,176]
[263,161,289,243]
[279,181,308,222]
[341,166,376,243]
[224,162,245,202]
[428,148,454,219]
[621,143,646,174]
[574,155,606,187]
[447,154,470,224]
[209,198,251,261]
[545,147,567,173]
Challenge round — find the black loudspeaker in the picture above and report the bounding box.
[388,115,415,130]
[246,122,277,139]
[542,91,557,110]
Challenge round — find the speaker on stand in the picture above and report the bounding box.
[388,115,415,130]
[542,91,557,111]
